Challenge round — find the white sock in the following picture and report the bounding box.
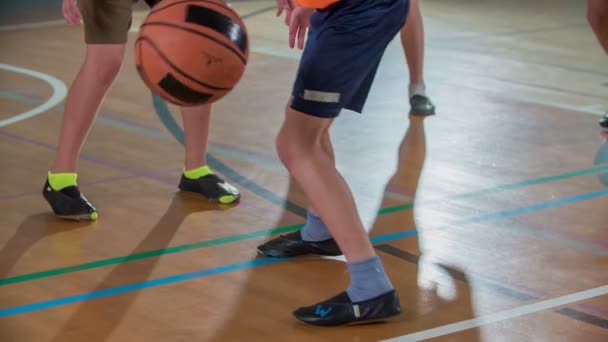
[409,82,426,98]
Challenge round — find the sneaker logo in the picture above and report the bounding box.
[218,182,238,195]
[315,305,332,317]
[353,304,361,318]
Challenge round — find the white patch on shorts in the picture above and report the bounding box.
[302,89,341,103]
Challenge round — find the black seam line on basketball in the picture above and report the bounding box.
[374,244,608,329]
[136,41,186,106]
[140,22,246,65]
[147,0,249,53]
[185,5,248,53]
[136,36,233,91]
[159,73,214,104]
[138,47,189,107]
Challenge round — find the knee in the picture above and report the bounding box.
[276,106,331,170]
[86,47,125,85]
[276,125,300,170]
[97,54,124,85]
[275,121,318,171]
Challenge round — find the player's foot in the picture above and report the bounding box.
[257,230,342,257]
[293,290,401,326]
[600,113,608,131]
[178,171,240,204]
[42,179,98,221]
[409,94,436,116]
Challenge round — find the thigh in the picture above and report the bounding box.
[79,0,136,44]
[290,0,409,118]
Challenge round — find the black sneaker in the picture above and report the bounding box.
[600,113,608,131]
[409,94,436,116]
[42,180,98,221]
[293,290,401,326]
[257,231,342,257]
[178,173,240,204]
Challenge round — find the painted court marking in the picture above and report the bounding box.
[0,188,607,317]
[1,5,606,334]
[0,63,67,127]
[382,285,608,341]
[1,167,607,286]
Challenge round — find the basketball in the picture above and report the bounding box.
[134,0,249,106]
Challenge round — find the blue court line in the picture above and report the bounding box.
[370,229,419,244]
[1,188,607,318]
[0,258,285,318]
[459,189,608,225]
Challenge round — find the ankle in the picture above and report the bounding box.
[409,82,426,98]
[183,165,213,179]
[301,210,332,242]
[48,171,78,191]
[346,256,394,302]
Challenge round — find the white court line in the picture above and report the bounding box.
[516,97,605,116]
[0,64,67,127]
[580,104,606,112]
[382,285,608,342]
[0,19,66,32]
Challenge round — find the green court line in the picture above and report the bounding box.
[378,164,608,214]
[1,164,607,287]
[0,224,303,286]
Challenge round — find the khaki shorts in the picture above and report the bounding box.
[80,0,159,44]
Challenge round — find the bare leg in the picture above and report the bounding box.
[587,0,608,129]
[276,109,374,263]
[177,104,240,204]
[44,44,124,220]
[401,0,425,91]
[400,0,436,116]
[180,104,211,170]
[51,45,125,173]
[588,0,608,54]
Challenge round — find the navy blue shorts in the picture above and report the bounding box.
[291,0,409,118]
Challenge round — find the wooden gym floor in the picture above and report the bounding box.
[1,0,607,341]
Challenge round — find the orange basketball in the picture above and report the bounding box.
[135,0,249,106]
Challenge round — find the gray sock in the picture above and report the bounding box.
[301,210,332,242]
[346,256,394,302]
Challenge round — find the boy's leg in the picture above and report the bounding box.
[177,105,240,204]
[262,0,409,326]
[276,112,375,262]
[400,0,435,116]
[43,0,134,220]
[137,0,240,203]
[587,0,608,130]
[258,98,338,257]
[50,45,125,174]
[277,106,398,327]
[587,0,608,54]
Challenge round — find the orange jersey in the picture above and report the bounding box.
[296,0,340,9]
